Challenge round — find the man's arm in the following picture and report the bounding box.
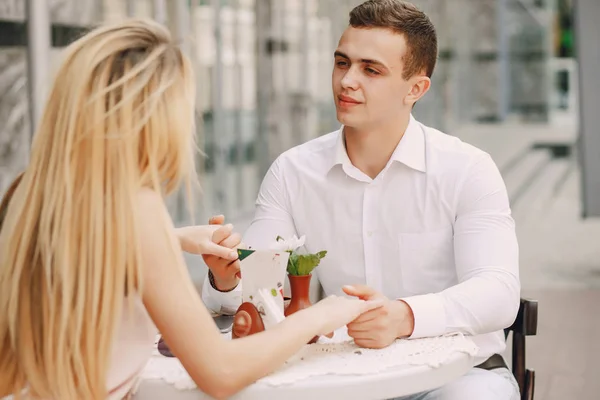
[346,152,520,348]
[201,269,243,315]
[402,152,520,339]
[199,215,244,315]
[201,157,298,313]
[243,157,298,248]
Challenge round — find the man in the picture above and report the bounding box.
[200,1,520,398]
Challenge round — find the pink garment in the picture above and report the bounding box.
[1,296,156,400]
[107,296,157,399]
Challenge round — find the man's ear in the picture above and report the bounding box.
[404,75,431,106]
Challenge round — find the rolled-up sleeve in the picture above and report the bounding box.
[201,277,243,315]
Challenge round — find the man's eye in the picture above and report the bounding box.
[336,61,348,67]
[366,68,380,75]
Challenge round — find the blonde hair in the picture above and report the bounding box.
[0,18,196,399]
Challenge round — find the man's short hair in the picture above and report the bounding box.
[349,0,438,79]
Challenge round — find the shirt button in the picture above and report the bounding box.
[367,231,373,237]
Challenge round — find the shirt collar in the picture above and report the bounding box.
[332,128,352,168]
[329,114,427,173]
[389,114,427,172]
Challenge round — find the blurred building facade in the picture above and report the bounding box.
[0,0,581,223]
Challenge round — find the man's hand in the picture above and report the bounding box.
[202,215,243,291]
[342,284,415,349]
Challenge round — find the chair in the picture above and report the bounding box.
[505,298,538,400]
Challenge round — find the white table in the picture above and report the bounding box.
[136,331,476,400]
[136,351,472,400]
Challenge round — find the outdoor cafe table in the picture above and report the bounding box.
[136,328,478,400]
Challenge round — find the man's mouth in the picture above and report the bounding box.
[338,95,361,106]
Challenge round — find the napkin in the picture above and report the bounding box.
[237,248,289,329]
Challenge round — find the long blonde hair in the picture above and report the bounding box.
[0,18,196,399]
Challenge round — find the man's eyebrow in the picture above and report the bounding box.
[334,50,389,70]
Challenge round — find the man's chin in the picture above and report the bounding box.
[336,111,360,127]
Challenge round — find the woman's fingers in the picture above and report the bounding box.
[210,224,233,245]
[202,240,238,260]
[219,232,242,249]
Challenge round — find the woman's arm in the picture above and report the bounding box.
[137,190,378,399]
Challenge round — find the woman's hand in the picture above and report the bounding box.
[202,215,243,291]
[175,223,239,261]
[300,295,385,336]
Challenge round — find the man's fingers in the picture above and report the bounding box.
[354,338,384,349]
[212,260,241,280]
[362,299,385,313]
[347,319,377,336]
[348,331,371,341]
[228,260,241,277]
[347,318,377,333]
[350,307,383,325]
[348,332,387,349]
[347,329,373,341]
[343,284,379,300]
[209,215,225,225]
[204,255,240,270]
[211,224,233,244]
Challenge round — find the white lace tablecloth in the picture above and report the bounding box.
[141,328,478,395]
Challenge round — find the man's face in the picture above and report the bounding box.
[332,26,416,130]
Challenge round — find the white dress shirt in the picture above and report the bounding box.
[202,115,520,363]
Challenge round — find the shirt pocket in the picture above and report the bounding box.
[398,226,456,295]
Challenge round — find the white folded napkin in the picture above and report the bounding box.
[239,249,289,329]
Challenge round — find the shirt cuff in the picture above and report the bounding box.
[200,274,243,315]
[400,293,446,339]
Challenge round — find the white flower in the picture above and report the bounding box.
[270,235,306,252]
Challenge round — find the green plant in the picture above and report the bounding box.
[273,235,327,276]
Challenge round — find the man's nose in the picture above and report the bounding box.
[340,68,359,90]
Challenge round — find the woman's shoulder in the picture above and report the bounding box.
[134,188,174,230]
[136,187,164,211]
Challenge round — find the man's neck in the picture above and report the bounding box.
[344,114,411,179]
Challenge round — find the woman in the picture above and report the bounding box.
[0,19,381,400]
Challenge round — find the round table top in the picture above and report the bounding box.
[137,351,472,400]
[136,335,476,400]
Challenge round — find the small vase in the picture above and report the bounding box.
[285,274,318,344]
